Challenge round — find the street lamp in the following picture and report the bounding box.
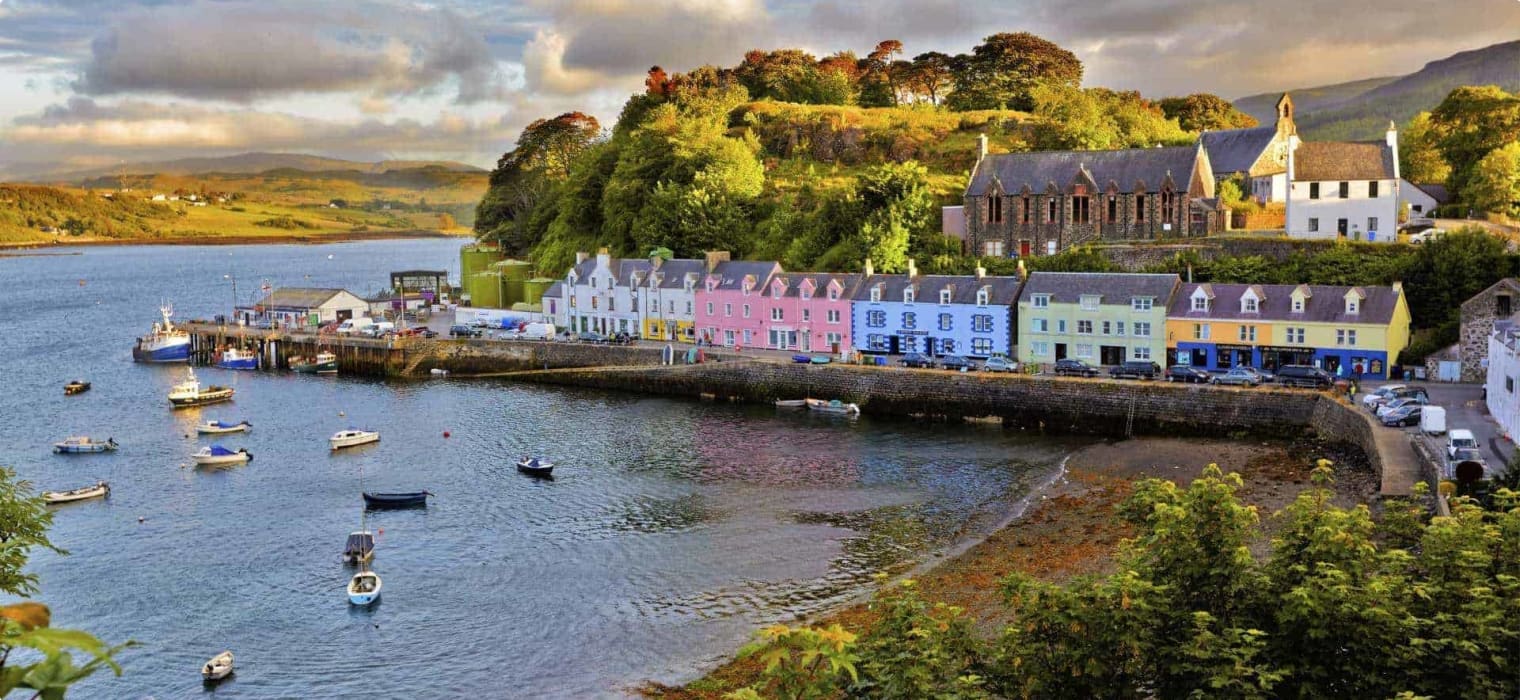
[223,273,236,322]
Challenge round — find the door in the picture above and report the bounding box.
[1437,361,1460,382]
[802,333,810,352]
[1101,346,1125,366]
[1337,218,1349,237]
[1019,240,1032,258]
[1055,343,1067,360]
[889,336,901,355]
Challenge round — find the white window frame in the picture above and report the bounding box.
[771,308,783,321]
[1192,296,1208,312]
[1031,341,1050,357]
[1079,295,1100,311]
[870,287,882,303]
[1077,320,1093,335]
[939,289,953,305]
[742,304,751,319]
[827,309,841,324]
[976,289,990,306]
[1133,346,1152,360]
[1031,294,1050,309]
[1032,318,1049,333]
[1194,323,1210,340]
[1131,297,1153,312]
[1134,322,1151,338]
[904,288,915,304]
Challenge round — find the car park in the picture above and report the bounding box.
[1053,358,1100,377]
[1376,396,1428,418]
[1380,404,1422,427]
[1108,361,1161,380]
[898,352,936,369]
[1211,367,1262,386]
[1368,387,1429,412]
[1274,365,1332,388]
[983,355,1017,373]
[938,355,977,372]
[1165,365,1211,383]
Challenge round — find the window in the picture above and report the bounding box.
[1338,181,1349,198]
[903,336,919,353]
[1032,318,1049,333]
[1347,299,1359,314]
[902,312,916,329]
[1292,298,1304,313]
[1047,198,1058,223]
[870,287,882,303]
[569,296,577,309]
[1079,295,1100,311]
[989,195,1003,223]
[1192,296,1209,312]
[1239,325,1257,342]
[1134,322,1151,337]
[800,287,811,301]
[1367,217,1378,233]
[1508,376,1515,393]
[827,309,840,324]
[1131,297,1152,311]
[800,308,810,322]
[942,339,958,353]
[1133,346,1151,360]
[1499,295,1513,318]
[973,315,993,332]
[772,286,782,299]
[1101,320,1112,335]
[591,297,599,310]
[1115,321,1126,336]
[904,289,915,304]
[939,289,952,305]
[983,241,1004,257]
[686,301,692,314]
[1031,294,1050,309]
[608,297,615,312]
[1031,341,1050,357]
[724,330,735,346]
[743,330,753,345]
[1073,196,1090,224]
[1077,320,1093,335]
[976,289,990,306]
[938,314,953,331]
[1368,181,1379,198]
[868,334,886,350]
[742,304,751,318]
[972,338,993,355]
[1074,344,1094,358]
[1287,327,1305,344]
[1161,190,1176,222]
[771,308,783,321]
[668,301,675,314]
[723,303,732,317]
[1309,182,1320,199]
[867,310,886,328]
[1193,323,1210,340]
[1308,218,1319,232]
[1346,329,1358,346]
[1107,195,1117,222]
[1243,297,1258,313]
[826,332,843,346]
[1136,194,1146,222]
[828,287,839,301]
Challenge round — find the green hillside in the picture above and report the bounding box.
[1233,76,1398,124]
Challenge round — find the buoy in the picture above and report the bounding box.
[443,431,450,438]
[138,516,145,523]
[338,411,346,417]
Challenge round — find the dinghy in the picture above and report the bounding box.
[192,445,252,466]
[52,436,118,454]
[196,419,252,435]
[42,481,109,505]
[774,399,808,409]
[201,651,234,682]
[347,569,382,606]
[806,398,861,416]
[64,380,91,395]
[362,491,430,509]
[516,457,554,477]
[330,429,380,451]
[342,531,375,566]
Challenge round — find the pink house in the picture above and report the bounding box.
[694,260,782,348]
[759,273,863,354]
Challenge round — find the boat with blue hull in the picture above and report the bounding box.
[215,348,259,371]
[132,304,191,363]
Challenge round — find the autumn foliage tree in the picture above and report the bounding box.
[946,32,1083,111]
[1158,93,1260,132]
[474,111,601,253]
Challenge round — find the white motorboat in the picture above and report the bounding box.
[42,481,110,505]
[202,651,234,682]
[806,398,861,416]
[774,399,808,409]
[52,436,118,454]
[347,569,382,606]
[330,429,380,451]
[196,419,252,435]
[168,367,235,408]
[192,445,252,466]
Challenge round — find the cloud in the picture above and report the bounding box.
[72,0,507,103]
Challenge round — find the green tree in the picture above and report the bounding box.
[850,161,934,272]
[946,32,1082,112]
[475,112,601,253]
[1400,226,1513,330]
[1158,93,1260,132]
[1428,85,1520,201]
[1468,141,1520,219]
[1399,111,1451,186]
[1028,86,1191,150]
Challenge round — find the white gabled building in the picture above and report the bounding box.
[635,257,705,342]
[1286,124,1402,243]
[549,250,710,339]
[1485,318,1520,443]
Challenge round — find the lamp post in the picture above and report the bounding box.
[223,273,236,323]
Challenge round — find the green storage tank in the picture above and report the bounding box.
[460,244,504,280]
[522,277,553,307]
[469,271,503,309]
[493,259,533,308]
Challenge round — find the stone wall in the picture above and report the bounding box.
[1308,397,1384,485]
[1458,279,1519,383]
[406,338,685,375]
[1091,236,1409,272]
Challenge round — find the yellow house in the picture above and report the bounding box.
[1166,282,1410,378]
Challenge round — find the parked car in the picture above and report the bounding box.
[448,324,481,338]
[1408,227,1446,244]
[1369,387,1429,412]
[1165,365,1211,383]
[1109,361,1161,380]
[414,326,438,339]
[1376,396,1429,418]
[1275,365,1332,388]
[939,355,977,372]
[1238,366,1274,384]
[1380,404,1422,427]
[1447,429,1479,459]
[1361,384,1408,410]
[577,331,608,344]
[983,355,1018,373]
[1212,367,1263,387]
[899,352,935,369]
[1053,358,1100,378]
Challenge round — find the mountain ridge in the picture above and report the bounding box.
[6,152,485,183]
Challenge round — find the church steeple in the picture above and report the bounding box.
[1275,93,1296,136]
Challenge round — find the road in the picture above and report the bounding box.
[1360,380,1513,477]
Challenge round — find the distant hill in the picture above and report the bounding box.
[1233,40,1520,140]
[9,152,484,183]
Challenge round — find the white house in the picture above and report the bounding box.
[1485,318,1520,443]
[1286,124,1401,243]
[1399,180,1451,219]
[635,258,705,342]
[238,287,369,327]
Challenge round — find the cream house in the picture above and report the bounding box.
[1286,124,1401,243]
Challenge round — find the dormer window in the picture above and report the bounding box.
[1347,299,1359,314]
[939,289,952,305]
[1192,296,1208,312]
[1292,298,1304,312]
[976,288,990,306]
[904,288,915,304]
[1242,297,1258,313]
[1031,294,1049,309]
[828,287,839,301]
[870,287,882,303]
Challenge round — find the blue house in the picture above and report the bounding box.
[850,260,1023,358]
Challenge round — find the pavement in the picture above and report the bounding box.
[1358,380,1513,478]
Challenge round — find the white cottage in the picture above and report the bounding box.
[1286,124,1401,243]
[1485,318,1520,443]
[238,287,370,328]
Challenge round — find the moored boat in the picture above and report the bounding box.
[196,419,252,435]
[215,347,259,371]
[516,457,554,477]
[192,445,252,466]
[52,436,118,454]
[774,399,808,409]
[342,531,375,565]
[64,380,91,395]
[330,429,380,450]
[168,367,235,408]
[362,491,430,509]
[806,398,861,416]
[202,651,234,682]
[810,356,831,365]
[132,304,191,363]
[42,481,110,504]
[347,569,382,606]
[290,351,338,374]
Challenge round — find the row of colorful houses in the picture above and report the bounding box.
[540,250,1411,378]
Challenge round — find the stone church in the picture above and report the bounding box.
[1198,93,1296,203]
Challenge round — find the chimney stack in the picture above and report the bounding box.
[1386,121,1400,181]
[703,250,730,273]
[863,258,874,278]
[906,258,918,278]
[575,251,589,264]
[977,134,988,161]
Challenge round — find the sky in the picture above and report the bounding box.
[0,0,1517,175]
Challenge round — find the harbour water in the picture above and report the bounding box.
[0,240,1076,698]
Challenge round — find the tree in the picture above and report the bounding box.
[1428,85,1520,202]
[1399,111,1450,185]
[474,112,602,253]
[1158,93,1259,132]
[907,52,954,105]
[1028,86,1191,150]
[850,161,934,272]
[1468,141,1520,219]
[946,32,1082,112]
[1400,226,1513,330]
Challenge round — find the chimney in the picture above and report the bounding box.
[649,253,663,271]
[575,251,589,264]
[703,250,730,273]
[863,258,874,278]
[1392,280,1403,296]
[1386,121,1400,181]
[975,265,986,279]
[977,134,988,161]
[1016,259,1027,280]
[596,248,611,268]
[1187,264,1194,283]
[906,258,917,279]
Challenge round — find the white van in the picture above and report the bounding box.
[336,317,374,335]
[364,321,396,337]
[522,322,556,340]
[1447,429,1478,458]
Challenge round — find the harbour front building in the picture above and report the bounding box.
[850,260,1021,358]
[1166,282,1411,379]
[758,271,864,354]
[1016,272,1179,368]
[962,142,1219,259]
[634,257,705,343]
[694,258,784,348]
[557,250,645,336]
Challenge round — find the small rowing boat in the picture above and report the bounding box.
[52,436,118,454]
[342,531,375,566]
[192,445,252,466]
[347,569,381,606]
[42,481,109,505]
[516,457,554,477]
[201,651,234,682]
[806,398,861,416]
[196,419,251,435]
[362,491,430,509]
[330,429,380,450]
[774,399,808,409]
[64,380,91,395]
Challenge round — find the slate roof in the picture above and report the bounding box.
[543,281,564,299]
[1292,141,1396,181]
[851,273,1024,305]
[1412,182,1452,205]
[1167,282,1402,324]
[772,273,865,300]
[966,146,1201,197]
[1199,127,1277,176]
[705,260,783,292]
[1018,272,1179,306]
[251,287,359,309]
[648,259,705,289]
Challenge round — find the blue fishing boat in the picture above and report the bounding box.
[215,348,259,370]
[52,436,118,454]
[132,304,191,363]
[362,491,430,509]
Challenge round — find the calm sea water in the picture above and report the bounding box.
[0,240,1073,698]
